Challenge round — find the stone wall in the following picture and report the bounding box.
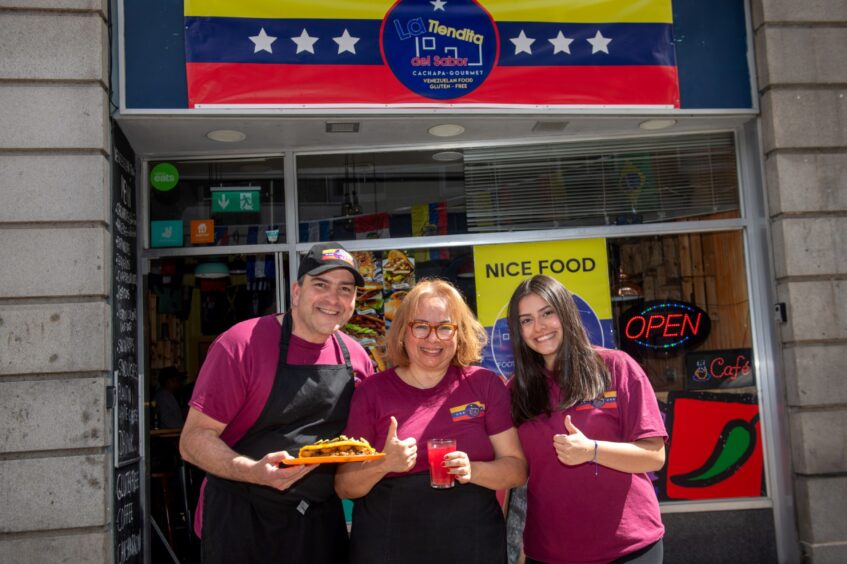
[0,1,112,562]
[754,0,847,562]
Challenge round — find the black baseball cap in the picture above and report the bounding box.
[297,242,365,286]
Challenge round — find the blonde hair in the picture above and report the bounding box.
[386,278,487,368]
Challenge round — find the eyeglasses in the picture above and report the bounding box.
[407,321,458,341]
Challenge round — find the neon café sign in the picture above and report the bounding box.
[620,300,711,351]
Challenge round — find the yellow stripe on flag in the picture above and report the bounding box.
[184,0,393,19]
[185,0,672,24]
[483,0,673,24]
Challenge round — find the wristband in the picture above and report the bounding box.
[593,440,599,477]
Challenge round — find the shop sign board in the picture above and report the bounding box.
[473,239,613,381]
[620,299,710,351]
[684,348,754,390]
[211,187,260,212]
[184,0,679,109]
[661,392,763,500]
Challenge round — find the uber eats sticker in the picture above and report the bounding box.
[473,239,613,381]
[382,0,498,100]
[150,163,179,192]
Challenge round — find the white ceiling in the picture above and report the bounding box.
[115,112,753,160]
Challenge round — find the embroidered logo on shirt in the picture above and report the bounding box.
[574,391,618,411]
[450,401,486,421]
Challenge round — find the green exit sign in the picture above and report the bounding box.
[211,188,260,213]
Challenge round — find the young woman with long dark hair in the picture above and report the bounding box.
[508,275,667,564]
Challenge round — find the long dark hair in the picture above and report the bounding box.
[508,275,610,425]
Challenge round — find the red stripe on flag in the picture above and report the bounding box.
[187,63,679,107]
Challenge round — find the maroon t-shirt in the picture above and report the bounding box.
[517,348,667,564]
[189,314,374,536]
[344,365,514,477]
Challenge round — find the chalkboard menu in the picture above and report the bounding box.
[111,124,144,564]
[114,461,143,563]
[112,124,140,467]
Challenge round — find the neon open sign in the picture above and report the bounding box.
[620,300,711,351]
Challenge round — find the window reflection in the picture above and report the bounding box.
[296,133,740,243]
[148,157,285,248]
[297,152,467,242]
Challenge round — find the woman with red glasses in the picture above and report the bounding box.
[336,279,526,564]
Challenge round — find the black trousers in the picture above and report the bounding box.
[201,478,348,564]
[525,538,664,564]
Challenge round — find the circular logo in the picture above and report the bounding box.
[150,163,179,192]
[381,0,498,100]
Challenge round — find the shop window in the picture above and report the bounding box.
[296,152,467,242]
[608,230,761,502]
[464,132,740,231]
[357,234,761,503]
[148,157,285,248]
[296,133,739,243]
[146,255,280,386]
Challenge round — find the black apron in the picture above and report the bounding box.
[202,313,355,564]
[349,472,506,564]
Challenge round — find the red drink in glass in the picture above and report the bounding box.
[427,438,457,488]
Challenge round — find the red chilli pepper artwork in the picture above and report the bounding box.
[660,392,763,501]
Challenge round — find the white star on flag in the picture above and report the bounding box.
[291,28,319,54]
[333,29,360,54]
[431,0,447,11]
[548,31,574,55]
[587,30,612,54]
[249,28,277,54]
[510,30,535,55]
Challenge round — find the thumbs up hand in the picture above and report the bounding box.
[382,416,417,473]
[553,415,594,466]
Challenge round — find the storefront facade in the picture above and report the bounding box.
[0,1,845,563]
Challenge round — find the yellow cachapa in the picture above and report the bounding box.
[298,435,377,458]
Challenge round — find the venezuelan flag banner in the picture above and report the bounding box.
[185,0,678,108]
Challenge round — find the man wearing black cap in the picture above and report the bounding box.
[180,242,373,563]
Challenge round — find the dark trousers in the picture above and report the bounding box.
[526,538,664,564]
[201,479,348,564]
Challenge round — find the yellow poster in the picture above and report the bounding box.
[473,239,613,380]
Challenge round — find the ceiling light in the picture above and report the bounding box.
[428,124,465,137]
[638,119,677,130]
[432,151,464,162]
[326,122,360,133]
[206,129,246,142]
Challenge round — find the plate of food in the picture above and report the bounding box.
[281,436,385,465]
